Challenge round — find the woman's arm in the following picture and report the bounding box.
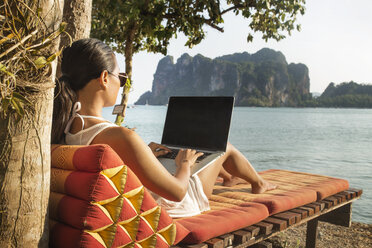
[91,126,202,202]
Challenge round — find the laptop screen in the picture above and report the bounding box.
[161,96,234,152]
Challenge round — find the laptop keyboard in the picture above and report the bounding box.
[159,148,212,162]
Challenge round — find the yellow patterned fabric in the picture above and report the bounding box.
[49,144,186,248]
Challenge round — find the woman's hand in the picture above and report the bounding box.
[148,142,172,157]
[175,149,204,168]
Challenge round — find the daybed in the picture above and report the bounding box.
[49,144,362,248]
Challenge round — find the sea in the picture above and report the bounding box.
[102,106,372,224]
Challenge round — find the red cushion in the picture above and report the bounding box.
[111,224,133,247]
[50,144,189,247]
[50,220,106,248]
[176,202,269,243]
[51,144,124,172]
[260,169,349,200]
[212,169,349,215]
[252,189,317,214]
[308,178,349,200]
[50,169,120,202]
[50,192,113,231]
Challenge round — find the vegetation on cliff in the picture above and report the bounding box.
[304,82,372,108]
[135,48,311,107]
[136,50,372,108]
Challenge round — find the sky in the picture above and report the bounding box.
[115,0,372,104]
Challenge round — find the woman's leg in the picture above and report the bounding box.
[198,143,277,198]
[219,167,246,187]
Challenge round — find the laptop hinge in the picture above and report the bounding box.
[162,144,222,153]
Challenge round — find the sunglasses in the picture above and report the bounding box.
[109,72,128,87]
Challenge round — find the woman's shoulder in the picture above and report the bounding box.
[91,125,139,144]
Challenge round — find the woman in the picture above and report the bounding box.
[52,38,276,217]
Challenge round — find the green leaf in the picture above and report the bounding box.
[0,63,16,80]
[115,115,124,126]
[0,33,15,46]
[46,48,63,63]
[11,98,25,117]
[266,1,271,9]
[36,8,42,17]
[12,92,31,105]
[2,97,11,113]
[34,56,47,69]
[59,22,67,32]
[124,78,132,91]
[247,33,254,42]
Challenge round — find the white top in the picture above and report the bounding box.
[64,102,117,145]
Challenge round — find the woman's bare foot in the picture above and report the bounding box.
[251,179,278,194]
[223,176,247,187]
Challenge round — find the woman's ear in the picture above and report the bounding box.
[99,70,109,89]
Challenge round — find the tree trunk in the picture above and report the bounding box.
[57,0,92,77]
[59,0,92,49]
[115,23,137,126]
[0,0,63,247]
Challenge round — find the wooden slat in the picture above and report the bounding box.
[254,222,273,235]
[334,194,346,203]
[345,190,357,199]
[319,200,333,208]
[273,212,300,226]
[232,230,251,244]
[337,191,351,200]
[289,208,308,219]
[305,203,320,213]
[243,225,260,237]
[348,188,363,196]
[311,201,325,211]
[263,217,287,231]
[205,238,224,248]
[218,234,234,247]
[324,196,338,205]
[331,195,341,204]
[298,206,315,216]
[293,212,302,223]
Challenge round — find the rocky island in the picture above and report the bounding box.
[311,81,372,108]
[135,48,312,107]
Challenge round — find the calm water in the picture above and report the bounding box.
[102,106,372,224]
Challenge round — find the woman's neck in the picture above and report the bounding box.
[76,96,104,117]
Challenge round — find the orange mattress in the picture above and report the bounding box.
[176,169,349,243]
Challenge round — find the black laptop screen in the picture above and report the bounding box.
[161,96,234,152]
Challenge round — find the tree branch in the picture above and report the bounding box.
[205,21,224,32]
[221,5,244,15]
[162,13,224,32]
[221,1,257,16]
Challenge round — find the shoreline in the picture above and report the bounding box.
[130,104,372,109]
[267,221,371,248]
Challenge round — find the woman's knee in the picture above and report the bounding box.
[226,142,238,156]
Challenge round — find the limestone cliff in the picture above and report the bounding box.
[135,48,311,106]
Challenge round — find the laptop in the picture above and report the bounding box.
[158,96,234,175]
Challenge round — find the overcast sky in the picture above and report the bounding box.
[115,0,372,104]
